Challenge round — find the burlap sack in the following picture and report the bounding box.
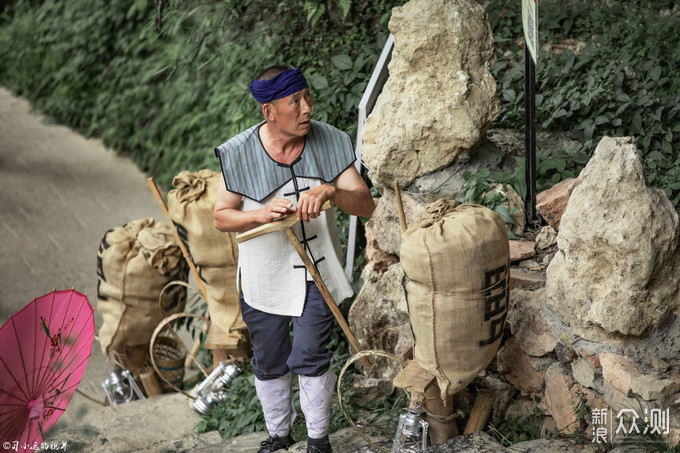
[97,218,188,358]
[167,169,243,342]
[400,200,510,400]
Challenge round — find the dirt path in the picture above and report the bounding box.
[0,86,166,429]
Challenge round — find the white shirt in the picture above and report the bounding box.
[237,177,353,316]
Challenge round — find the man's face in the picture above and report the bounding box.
[267,87,313,138]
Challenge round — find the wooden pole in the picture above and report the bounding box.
[139,368,163,397]
[423,385,459,444]
[236,207,370,368]
[284,228,371,368]
[394,181,407,233]
[525,45,538,223]
[147,177,209,300]
[235,201,332,243]
[463,388,495,434]
[147,177,209,368]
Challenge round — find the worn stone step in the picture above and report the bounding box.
[45,392,601,453]
[45,393,218,452]
[423,431,600,453]
[194,427,393,453]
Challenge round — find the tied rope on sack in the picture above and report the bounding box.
[167,170,244,343]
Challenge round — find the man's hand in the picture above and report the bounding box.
[263,197,296,222]
[296,185,334,222]
[214,177,296,232]
[294,165,375,222]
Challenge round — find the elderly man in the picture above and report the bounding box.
[213,65,374,453]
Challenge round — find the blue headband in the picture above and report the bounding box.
[249,67,308,103]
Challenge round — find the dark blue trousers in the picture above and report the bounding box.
[240,281,335,381]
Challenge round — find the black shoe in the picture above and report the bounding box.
[258,434,295,453]
[307,435,332,453]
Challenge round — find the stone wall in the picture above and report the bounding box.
[353,134,680,447]
[347,0,680,446]
[493,137,680,445]
[349,0,513,379]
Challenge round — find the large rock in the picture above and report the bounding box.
[600,352,680,403]
[536,178,576,230]
[509,240,537,263]
[422,432,504,453]
[483,373,518,424]
[348,262,410,379]
[365,188,426,259]
[496,336,545,396]
[361,0,501,189]
[599,353,640,397]
[406,138,513,203]
[546,137,680,343]
[422,431,601,452]
[543,364,605,435]
[506,287,557,357]
[571,357,604,393]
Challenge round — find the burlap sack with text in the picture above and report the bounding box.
[167,169,243,342]
[400,200,510,400]
[97,218,187,358]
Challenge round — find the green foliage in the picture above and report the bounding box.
[0,0,407,190]
[567,394,590,438]
[456,170,513,222]
[494,156,527,202]
[455,168,521,238]
[488,0,680,207]
[489,405,546,446]
[195,369,266,438]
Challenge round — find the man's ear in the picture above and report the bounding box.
[262,102,274,121]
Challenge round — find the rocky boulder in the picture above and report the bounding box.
[546,136,680,344]
[536,178,576,230]
[506,287,556,357]
[406,139,514,203]
[361,0,501,189]
[364,189,426,262]
[348,262,411,380]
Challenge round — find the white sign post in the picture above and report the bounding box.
[522,0,538,222]
[522,0,538,64]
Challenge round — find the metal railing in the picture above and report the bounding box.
[344,34,394,279]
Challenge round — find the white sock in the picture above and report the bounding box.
[299,369,337,439]
[255,373,297,437]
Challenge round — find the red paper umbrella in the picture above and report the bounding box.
[0,289,94,452]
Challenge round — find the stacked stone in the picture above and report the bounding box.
[492,137,680,444]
